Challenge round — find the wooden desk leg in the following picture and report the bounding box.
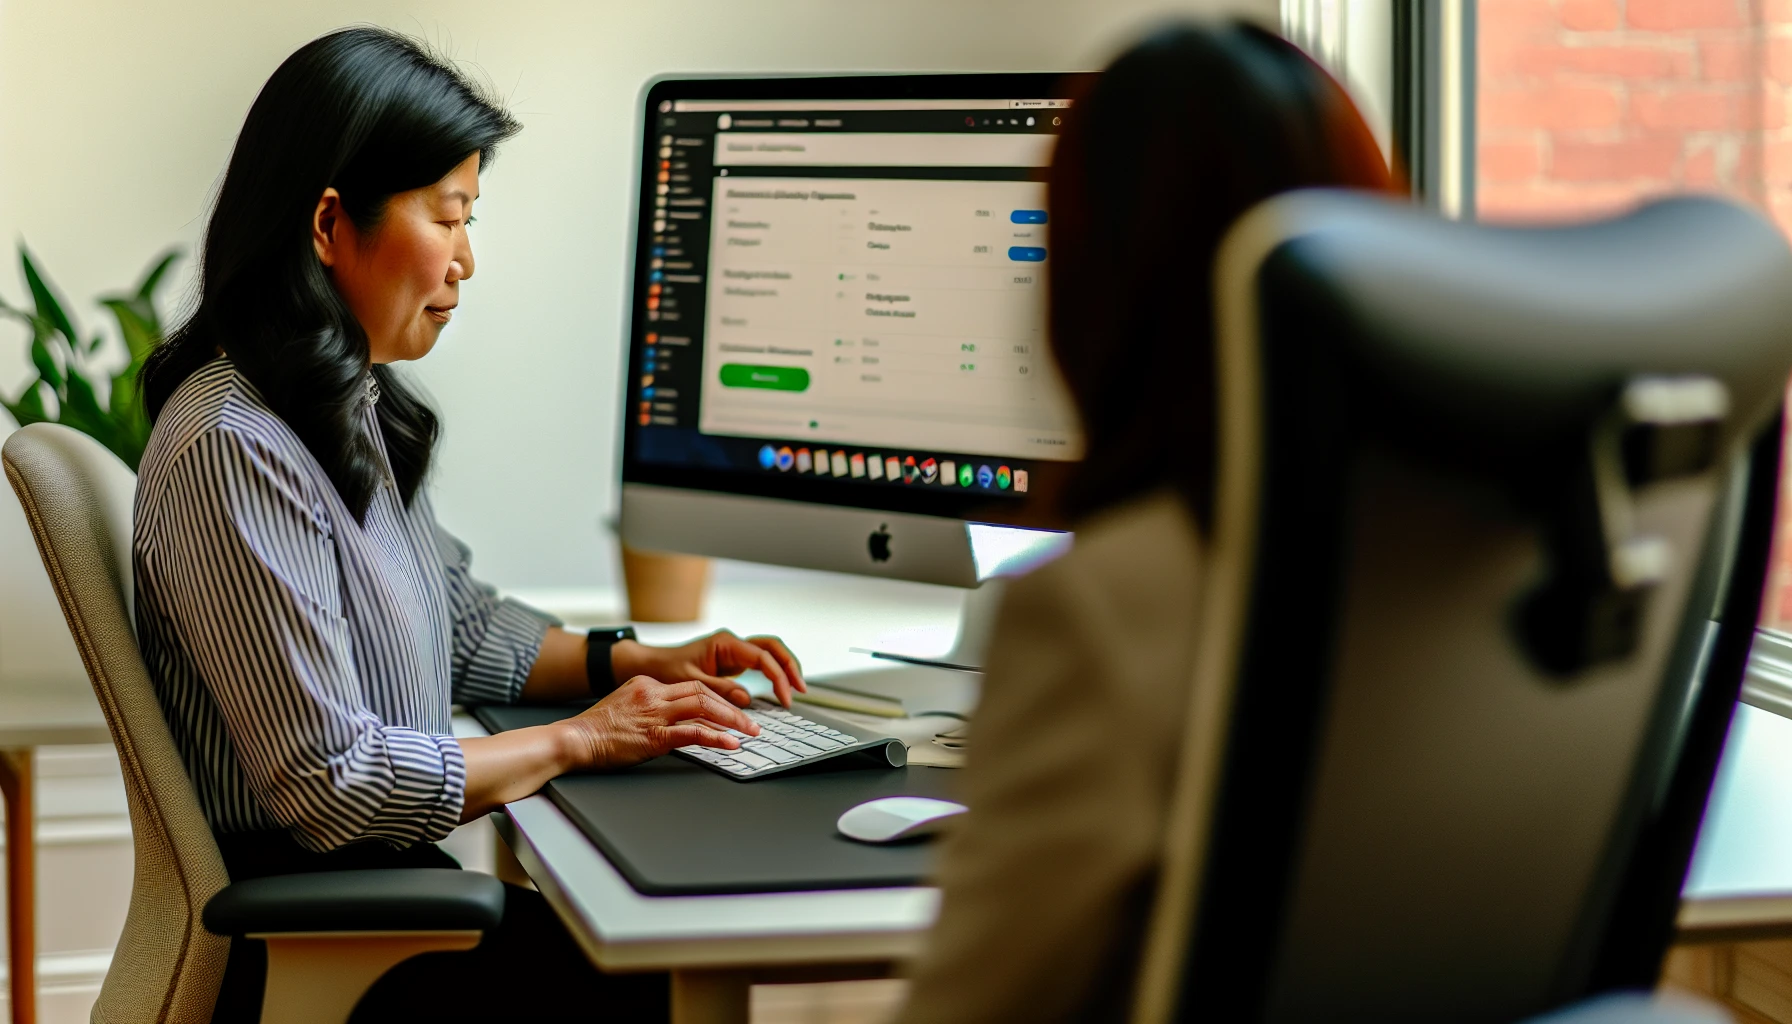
[670,969,750,1024]
[0,749,33,1024]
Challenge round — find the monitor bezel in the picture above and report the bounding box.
[619,71,1092,523]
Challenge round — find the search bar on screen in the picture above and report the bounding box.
[714,133,1056,168]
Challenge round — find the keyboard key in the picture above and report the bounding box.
[746,741,799,764]
[677,702,881,777]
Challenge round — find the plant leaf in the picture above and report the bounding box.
[135,250,179,301]
[108,365,143,424]
[0,380,50,428]
[29,331,66,391]
[58,371,120,453]
[19,247,79,346]
[102,298,161,365]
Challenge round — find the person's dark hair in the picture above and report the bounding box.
[1048,20,1393,527]
[142,27,520,519]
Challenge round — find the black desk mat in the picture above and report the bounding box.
[472,703,960,896]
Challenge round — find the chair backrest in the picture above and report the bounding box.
[2,423,228,1023]
[1131,192,1792,1023]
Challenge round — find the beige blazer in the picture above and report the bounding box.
[896,490,1203,1024]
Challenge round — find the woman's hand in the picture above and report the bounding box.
[559,676,764,770]
[612,630,807,708]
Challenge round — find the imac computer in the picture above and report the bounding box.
[617,73,1088,700]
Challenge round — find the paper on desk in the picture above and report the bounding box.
[831,709,967,769]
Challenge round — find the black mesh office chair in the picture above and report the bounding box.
[1128,192,1792,1023]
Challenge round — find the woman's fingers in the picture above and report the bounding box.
[746,646,795,707]
[702,631,794,707]
[706,630,760,674]
[692,672,753,707]
[661,723,742,750]
[749,635,806,694]
[659,684,758,735]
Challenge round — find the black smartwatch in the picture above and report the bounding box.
[584,626,638,697]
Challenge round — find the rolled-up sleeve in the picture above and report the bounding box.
[152,429,465,851]
[436,525,559,706]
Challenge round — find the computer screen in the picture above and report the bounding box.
[620,74,1089,525]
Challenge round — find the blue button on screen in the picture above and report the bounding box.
[758,445,777,470]
[1008,246,1047,262]
[1011,209,1048,224]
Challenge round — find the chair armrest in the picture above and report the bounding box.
[202,868,505,936]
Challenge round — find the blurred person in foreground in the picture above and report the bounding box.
[892,21,1394,1023]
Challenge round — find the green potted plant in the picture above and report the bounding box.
[0,245,179,470]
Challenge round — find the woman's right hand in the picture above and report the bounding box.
[559,675,763,770]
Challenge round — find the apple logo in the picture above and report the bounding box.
[868,523,892,563]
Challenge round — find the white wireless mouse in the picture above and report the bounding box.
[837,796,968,844]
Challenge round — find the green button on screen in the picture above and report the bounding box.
[719,364,811,391]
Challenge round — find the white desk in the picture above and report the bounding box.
[492,568,1792,1020]
[1679,701,1792,940]
[490,567,963,1024]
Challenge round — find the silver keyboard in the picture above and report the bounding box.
[675,699,906,780]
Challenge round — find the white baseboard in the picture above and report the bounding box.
[0,948,111,1024]
[0,745,134,957]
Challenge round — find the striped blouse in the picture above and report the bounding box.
[132,357,557,852]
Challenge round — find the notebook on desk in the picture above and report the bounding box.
[471,703,961,895]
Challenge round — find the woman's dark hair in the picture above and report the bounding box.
[142,27,520,519]
[1048,21,1393,527]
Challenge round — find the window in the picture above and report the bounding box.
[1475,0,1792,632]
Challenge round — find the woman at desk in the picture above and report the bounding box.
[133,28,802,1021]
[894,22,1393,1024]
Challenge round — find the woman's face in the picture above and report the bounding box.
[312,152,480,364]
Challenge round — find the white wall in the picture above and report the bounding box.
[0,8,1273,1015]
[0,0,1273,591]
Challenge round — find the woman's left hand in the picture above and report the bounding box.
[612,630,807,708]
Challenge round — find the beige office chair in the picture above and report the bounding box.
[1128,192,1792,1023]
[3,423,503,1024]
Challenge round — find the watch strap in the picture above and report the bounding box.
[585,626,637,697]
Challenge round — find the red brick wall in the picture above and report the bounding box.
[1479,0,1792,224]
[1478,0,1792,632]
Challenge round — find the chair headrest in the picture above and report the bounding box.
[1226,191,1792,671]
[1240,191,1792,468]
[2,423,140,632]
